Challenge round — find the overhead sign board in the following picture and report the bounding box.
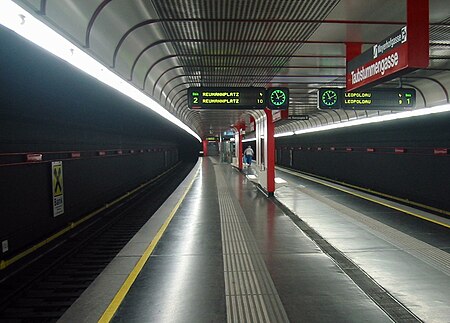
[346,24,428,91]
[318,88,416,110]
[188,87,289,110]
[347,27,408,91]
[188,87,266,109]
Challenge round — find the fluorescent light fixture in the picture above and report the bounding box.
[294,104,450,135]
[0,1,201,142]
[242,138,256,142]
[274,131,294,138]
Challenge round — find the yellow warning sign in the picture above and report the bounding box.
[52,161,64,216]
[53,164,63,195]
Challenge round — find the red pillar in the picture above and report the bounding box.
[265,109,275,195]
[345,42,362,63]
[202,140,208,157]
[407,0,429,68]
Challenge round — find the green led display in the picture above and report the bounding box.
[318,88,416,110]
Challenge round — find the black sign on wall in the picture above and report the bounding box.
[318,88,416,110]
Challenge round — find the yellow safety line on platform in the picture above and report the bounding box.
[0,164,179,271]
[277,167,450,229]
[98,165,199,323]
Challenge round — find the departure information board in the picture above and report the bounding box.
[318,88,416,110]
[188,87,266,109]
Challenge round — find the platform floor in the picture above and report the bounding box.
[60,157,450,323]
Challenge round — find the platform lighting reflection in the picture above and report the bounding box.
[154,158,202,319]
[274,177,287,184]
[0,1,201,142]
[293,104,450,136]
[246,105,450,139]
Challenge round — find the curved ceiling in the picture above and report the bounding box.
[12,0,450,138]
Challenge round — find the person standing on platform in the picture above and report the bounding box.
[244,145,254,166]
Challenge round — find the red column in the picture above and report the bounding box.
[202,140,208,157]
[345,42,362,63]
[265,109,275,195]
[407,0,429,67]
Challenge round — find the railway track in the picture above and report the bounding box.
[0,162,195,322]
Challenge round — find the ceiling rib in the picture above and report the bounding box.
[85,0,113,48]
[41,0,449,138]
[129,38,373,82]
[150,66,184,94]
[38,0,47,15]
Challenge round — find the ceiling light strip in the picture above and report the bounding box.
[0,1,201,142]
[290,105,450,136]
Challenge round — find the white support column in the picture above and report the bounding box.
[231,127,243,169]
[254,111,275,196]
[255,114,267,190]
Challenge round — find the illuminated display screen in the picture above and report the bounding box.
[318,88,416,110]
[267,88,289,110]
[188,87,266,109]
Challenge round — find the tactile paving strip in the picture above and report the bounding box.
[214,166,289,323]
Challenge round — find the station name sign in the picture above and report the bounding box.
[288,115,309,121]
[346,24,428,91]
[318,88,416,110]
[188,87,288,110]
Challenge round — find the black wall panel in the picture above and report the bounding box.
[0,152,174,255]
[276,112,450,212]
[0,26,199,257]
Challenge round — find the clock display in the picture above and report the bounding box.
[270,89,287,106]
[321,89,338,106]
[267,88,289,110]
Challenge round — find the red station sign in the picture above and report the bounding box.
[347,27,408,91]
[346,0,429,91]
